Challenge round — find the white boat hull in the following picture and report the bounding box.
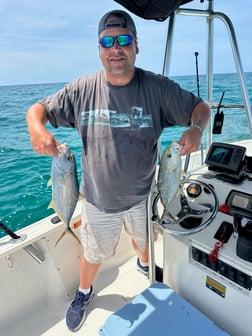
[1,140,252,335]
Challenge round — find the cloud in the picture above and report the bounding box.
[0,0,251,85]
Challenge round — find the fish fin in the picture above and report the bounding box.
[47,200,55,211]
[68,227,81,245]
[47,177,52,187]
[160,210,179,225]
[180,169,186,179]
[78,193,84,201]
[175,186,182,199]
[47,201,65,224]
[55,230,66,247]
[55,227,81,247]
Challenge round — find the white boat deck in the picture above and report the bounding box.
[0,215,163,336]
[2,140,252,336]
[4,258,151,335]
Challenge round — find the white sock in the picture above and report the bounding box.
[79,287,91,295]
[139,260,149,267]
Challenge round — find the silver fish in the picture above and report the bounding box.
[48,143,81,246]
[157,141,182,221]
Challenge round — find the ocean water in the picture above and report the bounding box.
[0,72,251,238]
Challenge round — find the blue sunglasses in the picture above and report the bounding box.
[99,34,136,48]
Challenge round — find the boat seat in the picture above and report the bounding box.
[99,282,229,336]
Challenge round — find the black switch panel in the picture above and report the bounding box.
[191,246,252,291]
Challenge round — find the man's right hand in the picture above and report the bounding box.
[29,129,60,156]
[26,103,60,156]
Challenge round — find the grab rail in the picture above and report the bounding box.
[163,1,252,140]
[148,0,252,286]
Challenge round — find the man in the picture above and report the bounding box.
[26,9,210,332]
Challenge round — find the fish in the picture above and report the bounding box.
[157,141,182,222]
[47,143,81,246]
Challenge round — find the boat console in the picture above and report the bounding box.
[157,142,252,335]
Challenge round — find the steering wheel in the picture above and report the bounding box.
[152,178,219,235]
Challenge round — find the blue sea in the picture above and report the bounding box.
[0,73,251,238]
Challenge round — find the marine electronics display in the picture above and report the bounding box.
[205,142,246,175]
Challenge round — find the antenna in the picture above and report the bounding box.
[185,51,202,172]
[194,52,200,97]
[212,91,225,134]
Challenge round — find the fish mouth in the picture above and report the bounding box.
[57,143,67,155]
[172,142,183,153]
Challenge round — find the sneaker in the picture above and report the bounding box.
[66,286,94,332]
[137,258,163,282]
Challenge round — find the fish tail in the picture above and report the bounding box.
[160,210,178,225]
[68,227,81,245]
[55,230,67,247]
[55,227,81,247]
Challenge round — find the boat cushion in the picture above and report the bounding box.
[99,282,229,336]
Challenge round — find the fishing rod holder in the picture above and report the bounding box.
[9,234,27,244]
[0,222,45,264]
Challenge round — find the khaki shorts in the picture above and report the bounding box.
[80,199,147,263]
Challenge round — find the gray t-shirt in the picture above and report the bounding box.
[41,67,202,213]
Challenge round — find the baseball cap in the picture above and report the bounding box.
[98,10,137,37]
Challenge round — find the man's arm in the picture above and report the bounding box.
[26,102,59,156]
[179,101,210,155]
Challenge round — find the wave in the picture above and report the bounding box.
[1,73,251,238]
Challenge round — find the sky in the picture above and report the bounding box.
[1,0,252,86]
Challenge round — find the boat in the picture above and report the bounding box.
[1,1,252,335]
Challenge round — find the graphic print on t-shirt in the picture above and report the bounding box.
[81,106,153,129]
